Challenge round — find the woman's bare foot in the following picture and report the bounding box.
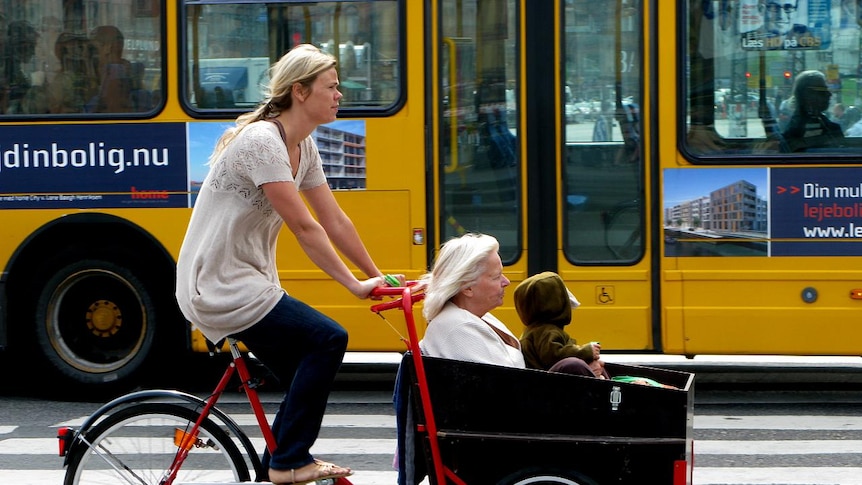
[269,459,352,484]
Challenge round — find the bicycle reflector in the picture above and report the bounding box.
[57,426,74,456]
[174,428,199,451]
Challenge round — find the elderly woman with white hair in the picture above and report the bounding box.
[394,233,523,485]
[418,233,525,368]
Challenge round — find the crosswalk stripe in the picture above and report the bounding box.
[696,439,862,454]
[0,471,66,485]
[312,438,395,455]
[0,470,404,485]
[55,414,396,429]
[9,466,862,485]
[321,415,395,428]
[0,437,399,456]
[62,413,861,431]
[696,414,862,429]
[695,467,862,485]
[1,438,67,454]
[12,434,859,458]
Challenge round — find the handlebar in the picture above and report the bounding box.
[368,280,440,483]
[369,281,425,313]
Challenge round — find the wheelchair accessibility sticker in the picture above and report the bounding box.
[596,286,615,304]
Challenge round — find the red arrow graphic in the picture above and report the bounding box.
[775,186,800,195]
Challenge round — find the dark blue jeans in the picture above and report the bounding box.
[234,293,348,473]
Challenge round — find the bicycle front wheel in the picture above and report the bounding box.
[64,402,252,485]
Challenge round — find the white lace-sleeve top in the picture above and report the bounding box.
[175,120,327,343]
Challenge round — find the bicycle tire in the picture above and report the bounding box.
[497,466,598,485]
[64,402,252,485]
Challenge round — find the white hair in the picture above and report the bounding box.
[420,233,500,322]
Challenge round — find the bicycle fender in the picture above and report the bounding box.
[62,389,263,476]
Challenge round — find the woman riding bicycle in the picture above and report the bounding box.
[176,44,393,485]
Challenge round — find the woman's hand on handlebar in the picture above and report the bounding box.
[367,278,425,298]
[352,274,408,299]
[352,277,386,299]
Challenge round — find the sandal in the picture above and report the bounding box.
[269,459,353,485]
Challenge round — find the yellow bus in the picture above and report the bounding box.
[1,0,861,392]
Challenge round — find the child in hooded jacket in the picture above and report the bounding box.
[515,271,608,378]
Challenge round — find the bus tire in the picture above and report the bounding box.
[497,467,598,485]
[33,259,157,392]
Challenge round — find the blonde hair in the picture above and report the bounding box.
[420,233,500,322]
[210,44,337,160]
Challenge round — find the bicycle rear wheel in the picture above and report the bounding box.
[64,402,252,485]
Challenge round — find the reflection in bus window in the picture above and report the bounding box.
[782,69,845,152]
[87,25,152,113]
[685,0,861,157]
[184,1,400,111]
[48,32,94,114]
[0,2,162,116]
[562,0,644,264]
[3,20,44,114]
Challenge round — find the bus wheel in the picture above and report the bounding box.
[34,259,157,390]
[497,468,598,485]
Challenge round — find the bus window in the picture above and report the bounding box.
[437,0,520,262]
[183,1,400,112]
[0,1,162,116]
[562,0,644,263]
[685,0,861,157]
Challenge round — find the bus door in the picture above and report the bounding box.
[557,0,655,352]
[431,0,655,351]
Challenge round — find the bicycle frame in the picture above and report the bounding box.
[58,286,432,485]
[162,338,278,484]
[61,335,362,484]
[370,284,466,485]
